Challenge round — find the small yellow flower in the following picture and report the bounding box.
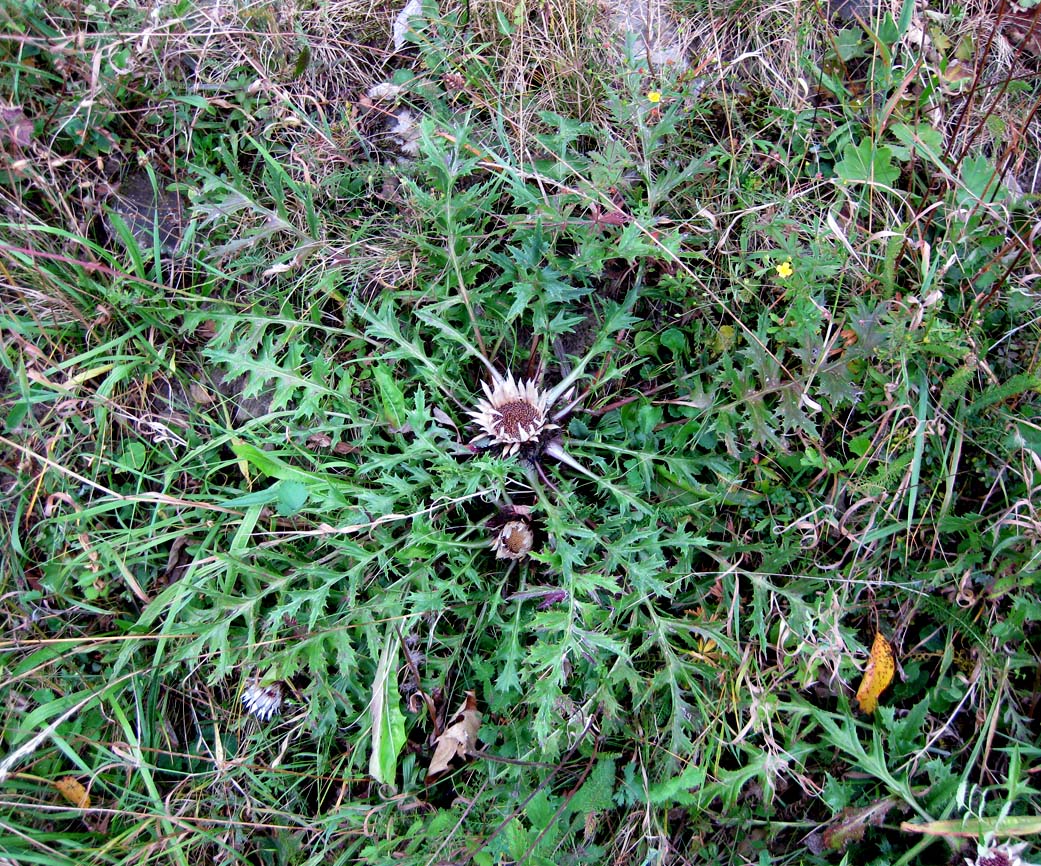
[775,259,794,278]
[646,90,662,104]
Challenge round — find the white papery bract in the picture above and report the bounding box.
[241,681,284,722]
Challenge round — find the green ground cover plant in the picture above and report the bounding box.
[1,0,1040,863]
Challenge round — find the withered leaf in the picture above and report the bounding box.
[900,815,1041,838]
[54,776,90,809]
[822,798,897,852]
[426,691,481,782]
[856,632,895,714]
[0,106,33,148]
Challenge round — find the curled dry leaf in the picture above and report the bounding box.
[822,798,898,852]
[856,632,895,714]
[1,106,33,148]
[426,691,481,783]
[54,776,90,809]
[392,0,423,51]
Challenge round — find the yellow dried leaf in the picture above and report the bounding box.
[901,815,1041,838]
[856,632,895,714]
[54,776,90,809]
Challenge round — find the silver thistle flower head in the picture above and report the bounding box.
[468,370,557,457]
[242,681,284,722]
[492,519,535,560]
[967,838,1038,866]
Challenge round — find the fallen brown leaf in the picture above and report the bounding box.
[426,691,481,783]
[0,106,33,148]
[822,798,898,852]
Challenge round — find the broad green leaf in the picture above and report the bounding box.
[888,123,949,175]
[960,155,1006,205]
[569,758,616,812]
[645,761,706,806]
[372,363,408,431]
[877,12,900,45]
[218,484,282,508]
[368,629,407,788]
[276,480,310,516]
[494,7,513,34]
[660,328,687,358]
[230,439,313,483]
[896,0,915,37]
[834,139,900,188]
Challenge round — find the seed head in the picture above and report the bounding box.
[492,519,535,560]
[468,370,556,457]
[967,840,1037,866]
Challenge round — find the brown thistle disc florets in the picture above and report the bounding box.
[496,400,540,438]
[487,505,536,561]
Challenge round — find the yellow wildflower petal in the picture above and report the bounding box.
[776,260,794,278]
[646,91,662,104]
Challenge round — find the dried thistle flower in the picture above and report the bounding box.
[241,681,284,722]
[967,839,1038,866]
[487,504,535,560]
[442,72,466,91]
[492,519,534,560]
[468,370,556,457]
[467,368,605,486]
